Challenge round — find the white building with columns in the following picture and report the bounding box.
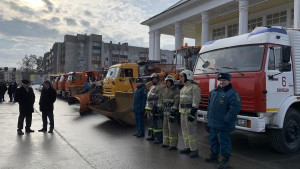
[142,0,300,61]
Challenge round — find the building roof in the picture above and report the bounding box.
[141,0,190,25]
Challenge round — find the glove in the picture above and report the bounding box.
[188,107,198,122]
[169,109,178,123]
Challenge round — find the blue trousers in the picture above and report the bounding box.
[42,111,54,131]
[135,112,145,135]
[209,127,232,156]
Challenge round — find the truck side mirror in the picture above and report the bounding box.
[279,62,291,72]
[282,46,291,63]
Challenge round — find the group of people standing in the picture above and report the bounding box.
[133,70,241,169]
[16,79,56,135]
[0,82,17,102]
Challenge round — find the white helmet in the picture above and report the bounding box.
[180,69,194,81]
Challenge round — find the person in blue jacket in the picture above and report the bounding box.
[205,73,241,169]
[133,77,147,138]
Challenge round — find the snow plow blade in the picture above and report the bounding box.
[72,93,91,113]
[89,92,135,126]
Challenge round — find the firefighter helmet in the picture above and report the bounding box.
[150,73,159,80]
[165,75,175,82]
[180,69,194,81]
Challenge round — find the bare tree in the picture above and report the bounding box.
[19,55,43,71]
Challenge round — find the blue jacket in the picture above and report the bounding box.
[207,83,241,131]
[133,84,147,113]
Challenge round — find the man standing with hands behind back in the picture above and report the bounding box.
[15,79,35,135]
[38,80,56,133]
[205,73,241,169]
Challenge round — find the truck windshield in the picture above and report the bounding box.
[67,75,73,81]
[106,67,119,78]
[194,45,265,74]
[59,76,64,82]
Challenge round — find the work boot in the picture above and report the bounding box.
[168,146,177,151]
[133,133,138,136]
[218,155,230,169]
[17,129,24,135]
[205,153,219,163]
[190,150,199,158]
[179,148,191,154]
[161,144,168,148]
[146,136,154,141]
[48,130,53,134]
[136,134,144,138]
[38,128,47,132]
[153,139,162,144]
[25,129,34,133]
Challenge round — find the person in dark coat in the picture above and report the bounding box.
[7,83,13,102]
[132,77,147,137]
[15,79,35,135]
[204,73,241,169]
[12,82,17,102]
[0,82,7,102]
[38,80,56,133]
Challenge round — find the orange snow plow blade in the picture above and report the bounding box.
[89,92,135,126]
[72,93,90,113]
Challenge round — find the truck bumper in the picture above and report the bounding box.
[197,110,267,132]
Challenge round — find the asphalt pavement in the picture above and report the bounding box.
[1,88,300,169]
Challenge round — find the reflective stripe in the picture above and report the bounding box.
[145,106,152,111]
[183,137,189,141]
[148,128,153,131]
[189,139,197,143]
[169,136,178,140]
[163,99,174,102]
[179,109,189,114]
[164,135,169,139]
[188,115,194,118]
[180,94,193,99]
[153,129,163,133]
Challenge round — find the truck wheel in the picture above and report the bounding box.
[270,108,300,153]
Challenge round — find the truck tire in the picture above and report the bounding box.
[270,108,300,153]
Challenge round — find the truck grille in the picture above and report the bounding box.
[104,88,112,94]
[199,93,210,110]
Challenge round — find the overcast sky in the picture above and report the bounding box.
[0,0,188,68]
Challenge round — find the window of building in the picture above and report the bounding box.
[228,24,238,37]
[213,27,225,40]
[93,49,101,54]
[93,42,101,46]
[248,17,263,32]
[93,56,100,61]
[267,11,287,27]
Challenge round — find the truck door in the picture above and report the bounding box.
[266,45,293,112]
[118,68,134,92]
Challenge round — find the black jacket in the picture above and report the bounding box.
[15,86,35,113]
[39,87,56,112]
[133,84,147,113]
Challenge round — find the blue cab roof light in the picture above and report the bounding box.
[250,27,287,36]
[203,40,216,46]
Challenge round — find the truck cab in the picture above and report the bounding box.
[195,26,299,153]
[53,75,60,91]
[102,63,139,98]
[58,74,68,96]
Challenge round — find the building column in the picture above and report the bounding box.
[175,22,182,49]
[238,0,249,35]
[295,0,300,28]
[149,30,155,60]
[201,11,209,45]
[154,29,161,61]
